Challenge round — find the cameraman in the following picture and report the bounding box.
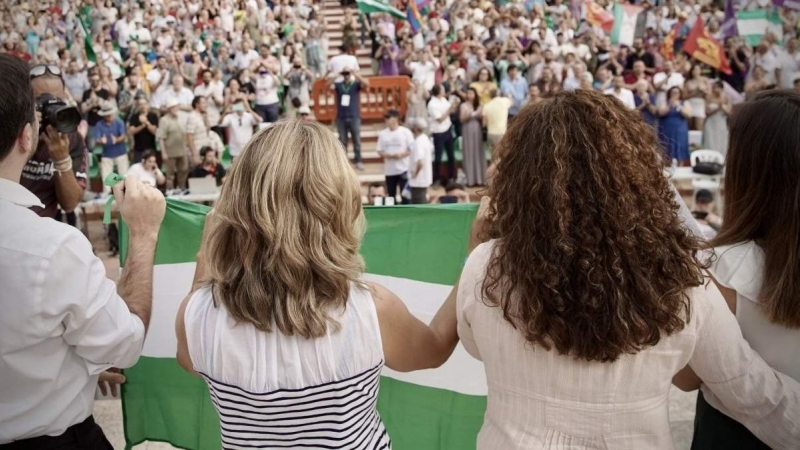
[21,64,87,220]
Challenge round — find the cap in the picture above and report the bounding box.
[384,109,400,118]
[165,98,180,109]
[97,103,118,117]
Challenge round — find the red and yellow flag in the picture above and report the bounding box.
[683,18,732,75]
[660,23,679,60]
[584,0,615,32]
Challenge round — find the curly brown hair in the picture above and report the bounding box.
[483,90,706,362]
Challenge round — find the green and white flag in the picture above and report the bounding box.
[610,4,646,47]
[736,9,783,47]
[119,200,486,449]
[356,0,407,20]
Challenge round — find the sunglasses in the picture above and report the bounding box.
[30,64,62,79]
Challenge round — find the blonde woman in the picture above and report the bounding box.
[175,120,464,448]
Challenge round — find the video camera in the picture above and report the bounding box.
[36,94,81,134]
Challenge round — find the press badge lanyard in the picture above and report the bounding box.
[340,81,354,107]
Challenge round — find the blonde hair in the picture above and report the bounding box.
[205,119,365,338]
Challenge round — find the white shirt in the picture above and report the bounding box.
[194,81,224,127]
[254,74,279,105]
[409,60,438,91]
[427,96,453,134]
[126,162,162,186]
[653,71,685,92]
[146,69,170,99]
[604,87,636,110]
[220,112,258,155]
[234,49,260,70]
[458,240,800,450]
[327,54,360,82]
[114,19,131,48]
[0,179,145,443]
[377,126,414,176]
[409,134,434,188]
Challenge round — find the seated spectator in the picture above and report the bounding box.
[127,150,166,187]
[190,147,227,186]
[438,182,471,203]
[691,189,722,241]
[366,182,387,205]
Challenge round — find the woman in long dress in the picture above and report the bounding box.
[684,64,710,131]
[405,80,429,125]
[702,81,731,154]
[658,86,692,165]
[460,88,485,186]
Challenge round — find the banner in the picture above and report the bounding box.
[736,9,783,46]
[119,200,487,450]
[584,0,615,32]
[683,18,732,75]
[610,3,646,47]
[356,0,407,20]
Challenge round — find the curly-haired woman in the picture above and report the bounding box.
[459,90,800,449]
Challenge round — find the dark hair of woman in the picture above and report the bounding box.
[482,90,707,362]
[712,89,800,328]
[467,87,480,110]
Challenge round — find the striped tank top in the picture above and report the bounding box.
[185,285,391,450]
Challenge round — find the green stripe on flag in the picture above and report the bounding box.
[736,9,783,47]
[120,200,485,449]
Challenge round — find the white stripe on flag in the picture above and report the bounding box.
[142,264,487,396]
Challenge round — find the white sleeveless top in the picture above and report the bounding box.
[709,242,800,379]
[184,283,391,450]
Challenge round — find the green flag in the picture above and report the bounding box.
[119,200,486,449]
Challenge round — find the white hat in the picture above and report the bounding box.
[298,105,311,115]
[97,103,118,117]
[164,98,180,109]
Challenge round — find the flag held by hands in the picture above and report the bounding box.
[584,0,615,32]
[683,18,732,75]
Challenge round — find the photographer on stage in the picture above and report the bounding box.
[21,64,88,222]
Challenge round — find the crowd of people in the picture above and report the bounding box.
[1,0,799,200]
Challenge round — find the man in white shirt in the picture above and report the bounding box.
[407,118,434,204]
[114,8,134,59]
[326,45,360,82]
[158,75,194,120]
[408,48,439,91]
[427,84,455,186]
[0,54,165,448]
[234,40,261,71]
[126,150,166,187]
[605,75,636,110]
[376,109,415,204]
[220,98,263,158]
[194,69,224,129]
[653,61,685,104]
[146,55,171,103]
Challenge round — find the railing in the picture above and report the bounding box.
[311,76,412,123]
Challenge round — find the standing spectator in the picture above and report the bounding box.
[658,86,692,165]
[634,81,659,129]
[127,97,159,164]
[190,147,227,186]
[751,41,779,87]
[428,84,455,186]
[220,98,262,160]
[745,65,771,96]
[329,69,369,170]
[777,37,799,90]
[283,57,313,119]
[186,96,211,166]
[253,64,280,123]
[327,45,359,81]
[703,81,732,155]
[157,99,190,191]
[684,64,710,131]
[194,69,225,137]
[722,37,749,93]
[405,80,429,126]
[63,59,89,104]
[653,61,685,105]
[482,89,513,154]
[625,38,656,73]
[500,65,528,120]
[117,73,145,118]
[522,84,543,107]
[126,150,166,187]
[376,109,414,204]
[94,104,129,193]
[409,47,439,92]
[470,67,498,106]
[378,36,400,76]
[408,118,433,204]
[146,55,171,101]
[81,71,111,139]
[605,75,636,110]
[460,88,485,187]
[234,40,260,71]
[158,75,194,117]
[536,67,562,97]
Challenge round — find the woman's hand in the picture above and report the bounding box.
[469,196,491,253]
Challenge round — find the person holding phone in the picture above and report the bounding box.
[219,98,262,160]
[327,67,369,170]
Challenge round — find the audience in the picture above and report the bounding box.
[189,147,227,187]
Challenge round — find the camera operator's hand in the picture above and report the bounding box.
[112,175,166,238]
[41,125,70,161]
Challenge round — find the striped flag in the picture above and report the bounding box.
[610,3,646,47]
[407,0,422,33]
[119,200,487,449]
[356,0,407,20]
[737,9,783,46]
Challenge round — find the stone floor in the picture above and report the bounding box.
[85,215,698,450]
